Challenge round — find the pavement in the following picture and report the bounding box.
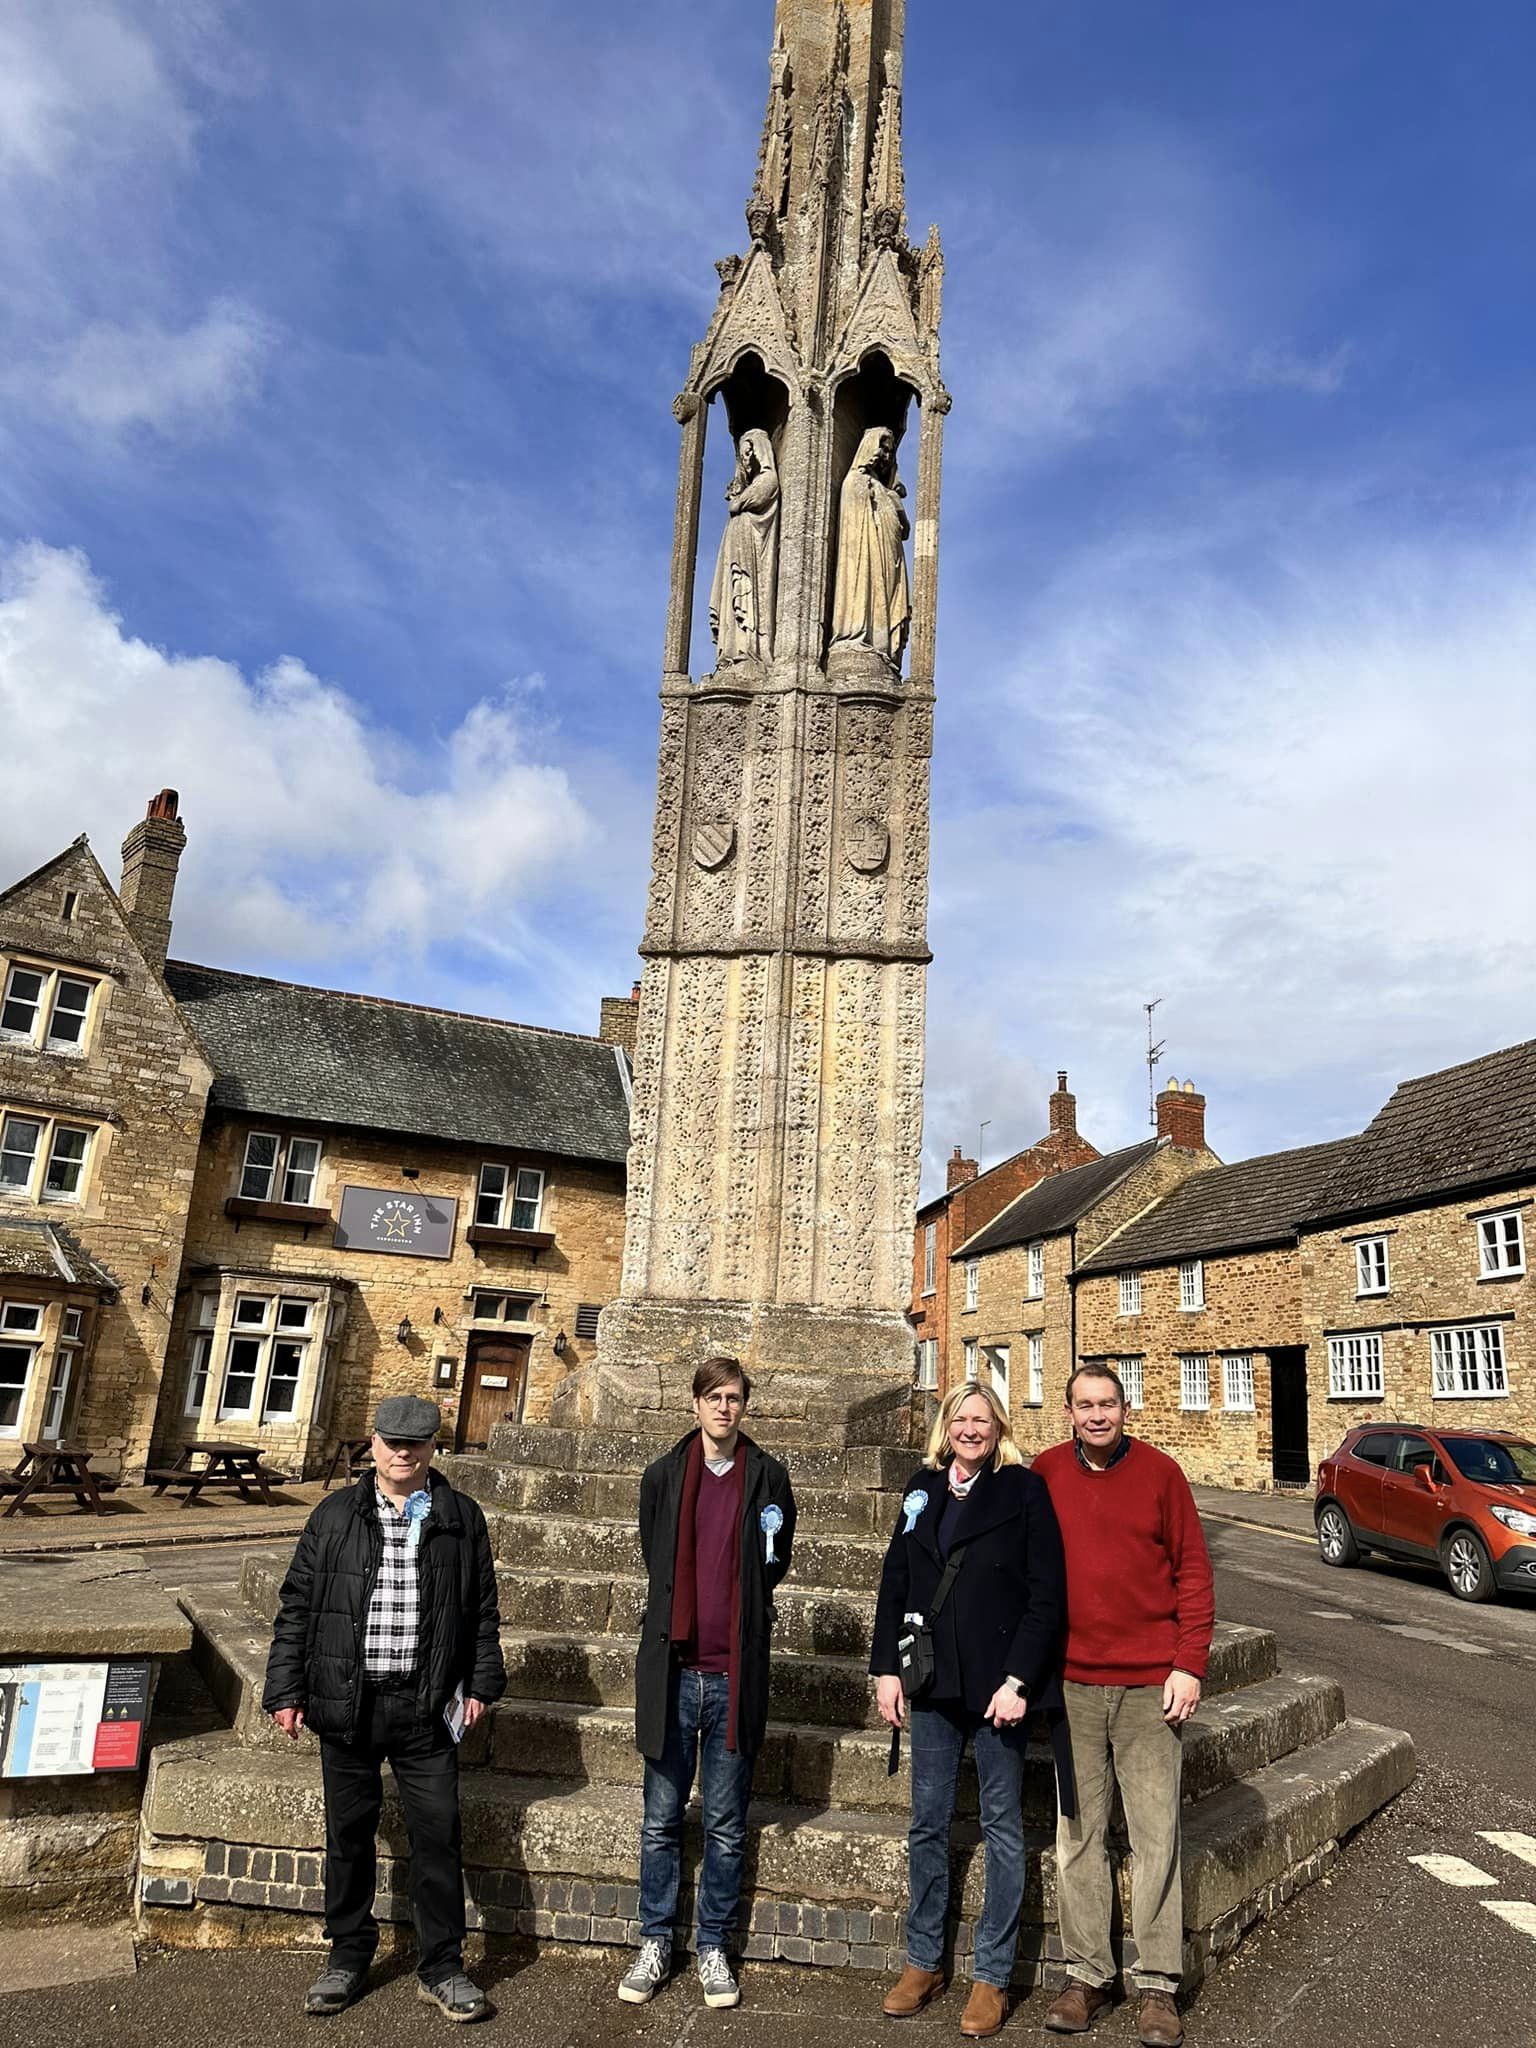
[0,1479,326,1555]
[8,1484,1536,2043]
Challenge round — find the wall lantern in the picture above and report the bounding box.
[552,1330,568,1358]
[396,1316,413,1346]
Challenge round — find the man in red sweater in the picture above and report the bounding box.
[1033,1364,1214,2048]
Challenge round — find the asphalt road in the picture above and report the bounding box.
[8,1516,1536,2047]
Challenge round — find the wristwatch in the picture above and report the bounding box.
[1004,1677,1027,1698]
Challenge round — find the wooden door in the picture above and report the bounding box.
[1268,1347,1310,1484]
[456,1335,529,1450]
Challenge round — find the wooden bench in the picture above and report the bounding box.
[145,1442,281,1508]
[1,1444,119,1517]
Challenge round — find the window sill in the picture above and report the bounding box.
[1355,1290,1390,1301]
[1477,1270,1525,1284]
[224,1197,332,1228]
[1327,1392,1384,1402]
[466,1225,556,1252]
[1431,1389,1510,1401]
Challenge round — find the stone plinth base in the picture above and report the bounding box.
[549,1298,921,1447]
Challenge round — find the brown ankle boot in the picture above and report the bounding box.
[1042,1980,1115,2034]
[1135,1992,1184,2047]
[883,1965,946,2018]
[959,1982,1008,2037]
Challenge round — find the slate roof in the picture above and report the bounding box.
[1076,1138,1356,1274]
[1304,1038,1536,1225]
[163,962,632,1166]
[954,1141,1160,1260]
[0,1220,117,1289]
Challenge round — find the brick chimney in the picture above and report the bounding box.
[598,979,642,1057]
[118,789,186,973]
[1157,1077,1207,1152]
[1048,1069,1077,1139]
[947,1145,978,1191]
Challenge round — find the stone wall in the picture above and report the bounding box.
[1300,1182,1536,1473]
[0,841,212,1478]
[163,1115,624,1468]
[1077,1245,1303,1488]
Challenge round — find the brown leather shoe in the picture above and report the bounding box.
[884,1966,946,2018]
[1042,1980,1115,2033]
[959,1981,1008,2038]
[1135,1993,1184,2047]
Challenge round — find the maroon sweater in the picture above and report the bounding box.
[1033,1438,1215,1686]
[687,1467,740,1675]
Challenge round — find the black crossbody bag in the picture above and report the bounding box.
[887,1541,969,1773]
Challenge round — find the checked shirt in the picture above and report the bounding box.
[363,1484,422,1679]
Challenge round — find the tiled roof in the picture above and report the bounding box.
[0,1219,117,1289]
[164,962,632,1166]
[1075,1138,1357,1274]
[1304,1038,1536,1225]
[954,1141,1159,1259]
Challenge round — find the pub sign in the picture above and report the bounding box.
[334,1186,458,1260]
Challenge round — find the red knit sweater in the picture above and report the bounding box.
[1032,1438,1215,1686]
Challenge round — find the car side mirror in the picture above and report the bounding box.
[1414,1464,1437,1492]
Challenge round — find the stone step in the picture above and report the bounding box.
[139,1711,1413,1977]
[486,1510,888,1594]
[441,1455,892,1536]
[479,1424,916,1492]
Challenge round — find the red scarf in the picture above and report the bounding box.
[668,1432,747,1750]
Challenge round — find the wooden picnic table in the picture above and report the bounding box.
[324,1436,375,1490]
[0,1441,115,1517]
[144,1440,279,1508]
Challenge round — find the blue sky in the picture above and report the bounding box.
[2,0,1533,1192]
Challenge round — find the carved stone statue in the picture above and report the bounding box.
[708,429,780,665]
[830,426,911,666]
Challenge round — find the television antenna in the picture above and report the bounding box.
[1144,999,1166,1128]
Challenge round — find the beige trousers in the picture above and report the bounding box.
[1055,1681,1184,1993]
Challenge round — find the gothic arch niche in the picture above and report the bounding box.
[693,352,791,676]
[826,350,918,678]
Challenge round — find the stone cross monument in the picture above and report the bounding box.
[559,0,947,1442]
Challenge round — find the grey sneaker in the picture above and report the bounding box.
[698,1948,740,2009]
[417,1973,490,2023]
[304,1965,367,2016]
[618,1938,672,2004]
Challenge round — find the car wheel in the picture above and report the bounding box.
[1316,1501,1360,1567]
[1441,1527,1496,1603]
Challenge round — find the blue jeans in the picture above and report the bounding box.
[906,1700,1027,1989]
[639,1669,753,1951]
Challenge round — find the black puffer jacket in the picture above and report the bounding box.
[262,1468,506,1739]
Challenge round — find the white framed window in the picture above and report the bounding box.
[915,1337,938,1391]
[922,1221,936,1297]
[45,976,93,1051]
[475,1162,509,1227]
[184,1332,214,1418]
[42,1301,86,1438]
[511,1167,545,1231]
[963,1259,979,1312]
[232,1293,268,1328]
[282,1138,321,1206]
[42,1124,90,1203]
[1026,1242,1045,1300]
[1027,1332,1044,1405]
[1328,1333,1384,1399]
[0,963,98,1052]
[1478,1210,1526,1278]
[219,1336,263,1418]
[987,1342,1011,1411]
[1179,1355,1210,1411]
[263,1339,306,1418]
[0,1115,43,1194]
[0,1333,40,1437]
[963,1337,978,1382]
[215,1292,318,1421]
[1222,1353,1256,1411]
[1432,1324,1508,1399]
[238,1131,322,1206]
[1355,1237,1390,1297]
[1179,1260,1205,1311]
[1118,1271,1142,1317]
[1,966,45,1040]
[239,1132,279,1200]
[1118,1356,1145,1410]
[0,1303,44,1336]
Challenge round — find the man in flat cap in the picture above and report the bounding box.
[264,1395,505,2023]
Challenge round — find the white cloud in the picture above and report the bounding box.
[0,541,594,968]
[45,300,274,432]
[924,508,1536,1180]
[0,1,193,180]
[1246,342,1353,395]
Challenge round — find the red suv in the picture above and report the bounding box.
[1315,1426,1536,1602]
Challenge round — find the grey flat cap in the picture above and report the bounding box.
[374,1394,442,1442]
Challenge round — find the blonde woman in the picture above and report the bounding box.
[870,1384,1069,2038]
